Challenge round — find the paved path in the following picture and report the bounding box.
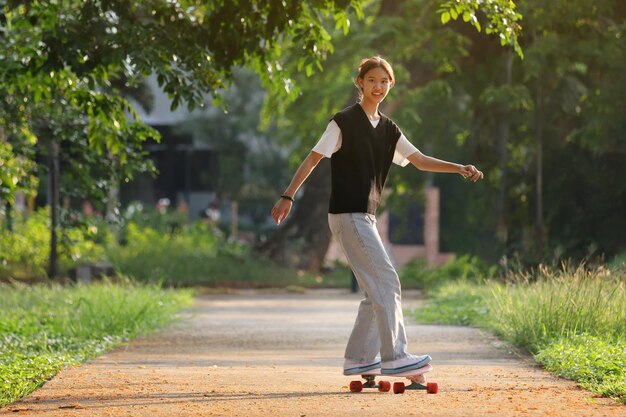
[3,290,623,416]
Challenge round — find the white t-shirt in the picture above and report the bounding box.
[312,119,419,167]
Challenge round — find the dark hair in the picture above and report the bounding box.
[354,56,395,100]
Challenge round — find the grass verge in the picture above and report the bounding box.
[0,279,193,408]
[411,266,626,404]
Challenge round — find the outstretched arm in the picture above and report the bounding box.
[407,150,483,182]
[271,151,325,225]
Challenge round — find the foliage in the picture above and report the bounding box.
[0,0,370,280]
[411,264,626,403]
[378,0,626,264]
[263,0,524,161]
[0,208,110,279]
[108,219,349,288]
[608,252,626,272]
[0,0,365,210]
[0,204,350,287]
[0,279,193,407]
[535,335,626,404]
[257,0,525,268]
[108,221,218,284]
[120,201,195,236]
[438,0,523,58]
[0,132,38,205]
[175,68,290,215]
[412,279,492,325]
[400,254,496,290]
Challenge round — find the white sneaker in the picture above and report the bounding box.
[381,354,431,375]
[343,357,382,375]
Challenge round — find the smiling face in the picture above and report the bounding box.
[357,66,394,105]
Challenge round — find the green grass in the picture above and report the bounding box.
[410,265,626,404]
[535,334,626,401]
[412,280,492,326]
[400,254,496,290]
[0,279,193,408]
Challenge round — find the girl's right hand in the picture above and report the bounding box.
[271,198,293,225]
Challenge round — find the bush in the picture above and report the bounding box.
[1,204,347,288]
[400,254,496,291]
[412,279,492,325]
[608,252,626,273]
[0,209,110,280]
[0,210,50,279]
[108,221,221,285]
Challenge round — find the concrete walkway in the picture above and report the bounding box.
[3,289,623,416]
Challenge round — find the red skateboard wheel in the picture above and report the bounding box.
[349,381,363,393]
[378,380,391,392]
[427,382,438,394]
[393,382,405,394]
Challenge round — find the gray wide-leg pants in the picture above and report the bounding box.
[328,213,409,362]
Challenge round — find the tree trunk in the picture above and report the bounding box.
[48,139,60,279]
[258,158,332,271]
[4,202,12,231]
[535,70,545,261]
[106,153,120,242]
[496,49,513,244]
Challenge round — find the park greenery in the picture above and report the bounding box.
[0,0,526,275]
[409,265,626,404]
[0,0,368,277]
[0,205,351,287]
[1,0,625,409]
[0,278,193,408]
[263,0,625,268]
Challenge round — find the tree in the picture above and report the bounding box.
[391,0,626,263]
[372,0,626,265]
[266,0,626,268]
[0,0,365,277]
[259,0,524,270]
[515,0,626,261]
[175,67,289,222]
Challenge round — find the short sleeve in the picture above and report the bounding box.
[392,133,419,167]
[312,120,342,157]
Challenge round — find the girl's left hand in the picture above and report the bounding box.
[459,165,484,182]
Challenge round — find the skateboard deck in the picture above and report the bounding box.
[348,364,438,394]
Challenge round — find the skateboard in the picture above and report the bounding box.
[348,364,438,394]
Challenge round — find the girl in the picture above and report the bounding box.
[271,56,483,376]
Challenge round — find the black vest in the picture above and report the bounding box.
[329,103,401,214]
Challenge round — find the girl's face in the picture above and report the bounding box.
[358,66,393,105]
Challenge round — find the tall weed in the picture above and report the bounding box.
[412,264,626,403]
[487,265,626,352]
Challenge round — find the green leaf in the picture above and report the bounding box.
[441,11,451,24]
